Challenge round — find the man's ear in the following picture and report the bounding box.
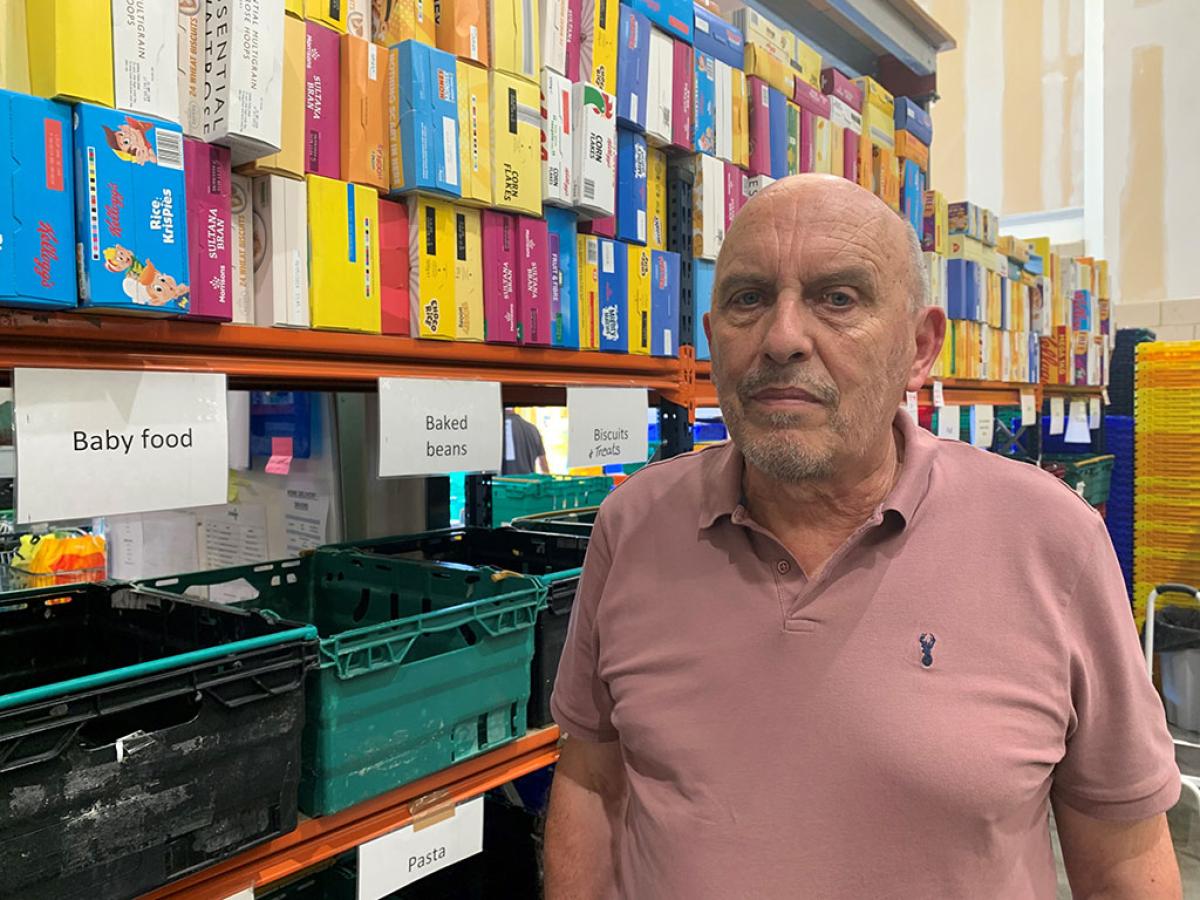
[906,306,946,392]
[702,311,712,347]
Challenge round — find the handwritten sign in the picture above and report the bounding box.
[377,378,502,476]
[567,388,649,469]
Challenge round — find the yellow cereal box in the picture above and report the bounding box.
[628,243,652,355]
[646,146,667,251]
[489,70,542,215]
[453,205,485,340]
[408,194,457,339]
[578,234,600,350]
[307,175,383,333]
[27,0,113,104]
[457,60,493,204]
[237,13,306,178]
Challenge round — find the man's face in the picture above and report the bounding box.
[707,177,929,483]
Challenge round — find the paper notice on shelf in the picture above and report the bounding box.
[285,485,330,555]
[932,381,944,408]
[266,435,294,475]
[904,390,919,422]
[1020,391,1037,426]
[936,405,960,440]
[1088,396,1101,429]
[970,404,994,449]
[228,391,251,471]
[1065,399,1091,444]
[198,504,268,603]
[109,511,199,580]
[567,387,650,469]
[1049,396,1065,435]
[357,797,484,898]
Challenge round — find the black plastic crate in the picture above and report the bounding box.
[511,507,599,537]
[326,528,589,729]
[0,582,317,900]
[667,161,695,349]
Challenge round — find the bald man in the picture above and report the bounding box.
[545,176,1181,899]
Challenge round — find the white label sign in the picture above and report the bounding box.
[13,368,228,524]
[904,390,919,422]
[1088,396,1102,429]
[377,378,502,476]
[970,404,994,448]
[357,797,484,899]
[1020,390,1037,426]
[936,404,960,440]
[1049,396,1065,435]
[932,381,945,408]
[1065,399,1091,444]
[567,387,649,469]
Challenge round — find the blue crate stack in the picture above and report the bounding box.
[1104,414,1135,594]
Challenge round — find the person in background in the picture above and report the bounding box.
[544,175,1181,899]
[503,408,550,475]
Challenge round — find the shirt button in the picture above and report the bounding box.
[777,560,791,575]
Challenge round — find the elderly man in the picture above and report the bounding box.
[545,175,1181,898]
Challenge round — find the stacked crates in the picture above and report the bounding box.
[1104,415,1135,595]
[1134,341,1200,622]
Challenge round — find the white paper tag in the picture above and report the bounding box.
[1065,399,1090,444]
[695,15,710,33]
[637,209,646,242]
[368,43,378,80]
[442,117,459,186]
[931,381,944,408]
[936,405,960,440]
[504,418,516,461]
[13,368,229,524]
[601,240,615,274]
[470,25,479,59]
[377,379,502,476]
[1020,390,1037,427]
[1049,396,1065,435]
[222,888,254,900]
[567,388,650,469]
[1088,396,1101,429]
[630,93,639,123]
[970,404,995,448]
[357,797,484,899]
[1102,387,1110,405]
[904,390,919,422]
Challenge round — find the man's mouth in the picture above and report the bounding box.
[748,386,825,409]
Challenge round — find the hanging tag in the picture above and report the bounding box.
[932,381,945,408]
[905,390,919,422]
[936,405,960,440]
[1049,396,1065,435]
[1020,390,1037,426]
[1088,396,1101,429]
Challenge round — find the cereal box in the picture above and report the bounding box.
[408,193,457,338]
[545,206,578,348]
[453,205,485,340]
[517,215,551,345]
[184,139,232,321]
[340,34,388,190]
[378,197,410,334]
[305,22,341,178]
[490,70,542,215]
[252,173,309,326]
[307,174,382,333]
[229,173,255,323]
[481,209,518,343]
[112,0,179,121]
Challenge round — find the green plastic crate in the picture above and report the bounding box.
[1042,453,1115,507]
[145,551,542,817]
[491,474,611,525]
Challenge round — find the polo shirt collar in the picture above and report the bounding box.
[697,408,937,531]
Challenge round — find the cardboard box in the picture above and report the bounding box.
[577,232,599,349]
[730,67,749,168]
[813,115,831,174]
[853,75,894,118]
[304,22,341,178]
[650,248,679,356]
[491,0,540,80]
[646,27,674,146]
[693,257,713,359]
[306,0,347,31]
[0,92,75,310]
[541,67,573,208]
[545,206,578,347]
[872,145,898,211]
[184,139,232,321]
[389,40,461,196]
[714,59,733,162]
[691,151,724,261]
[0,0,31,93]
[252,174,310,327]
[453,205,484,340]
[409,193,457,338]
[693,50,717,156]
[229,174,255,322]
[768,88,787,180]
[597,236,626,352]
[793,78,830,117]
[378,197,410,334]
[785,99,800,175]
[626,0,691,43]
[617,5,651,132]
[895,130,928,172]
[747,76,770,176]
[901,158,922,235]
[374,0,436,45]
[670,38,693,152]
[862,103,894,149]
[347,0,372,37]
[828,123,843,177]
[28,0,114,105]
[203,0,286,165]
[480,209,518,342]
[628,242,651,354]
[572,82,617,217]
[616,129,649,244]
[922,189,947,253]
[894,96,931,146]
[730,7,793,63]
[235,13,306,178]
[581,214,615,238]
[539,0,571,76]
[340,35,388,189]
[74,104,190,314]
[723,161,744,234]
[692,4,742,69]
[745,173,774,197]
[112,0,178,122]
[489,70,542,215]
[307,174,381,333]
[792,36,820,90]
[458,61,494,204]
[581,0,618,94]
[517,215,551,344]
[646,146,667,250]
[743,43,793,96]
[438,0,489,65]
[820,67,861,111]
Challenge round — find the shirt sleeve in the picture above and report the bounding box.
[549,509,619,743]
[532,423,546,458]
[1052,515,1181,821]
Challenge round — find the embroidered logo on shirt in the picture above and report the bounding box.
[919,633,937,668]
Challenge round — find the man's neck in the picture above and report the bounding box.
[741,429,902,576]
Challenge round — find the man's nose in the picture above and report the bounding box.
[761,295,815,365]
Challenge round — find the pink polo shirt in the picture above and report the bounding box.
[551,411,1179,899]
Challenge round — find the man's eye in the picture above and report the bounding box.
[825,291,854,309]
[730,290,763,308]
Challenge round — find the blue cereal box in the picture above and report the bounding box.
[616,129,648,245]
[627,0,693,43]
[693,256,714,359]
[894,97,932,146]
[545,206,579,349]
[650,248,679,357]
[0,90,76,309]
[692,4,742,69]
[768,87,787,180]
[388,41,461,197]
[597,236,627,352]
[693,50,716,155]
[73,103,189,313]
[617,4,651,132]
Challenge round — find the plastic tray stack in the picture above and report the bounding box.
[1104,415,1135,594]
[1110,328,1157,416]
[1134,341,1200,622]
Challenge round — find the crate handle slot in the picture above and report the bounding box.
[0,721,83,774]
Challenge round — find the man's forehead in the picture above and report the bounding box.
[718,215,891,283]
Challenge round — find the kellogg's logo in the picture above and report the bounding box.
[105,183,124,238]
[33,221,59,289]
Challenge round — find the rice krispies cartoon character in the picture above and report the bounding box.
[122,260,189,309]
[103,244,146,278]
[102,116,158,165]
